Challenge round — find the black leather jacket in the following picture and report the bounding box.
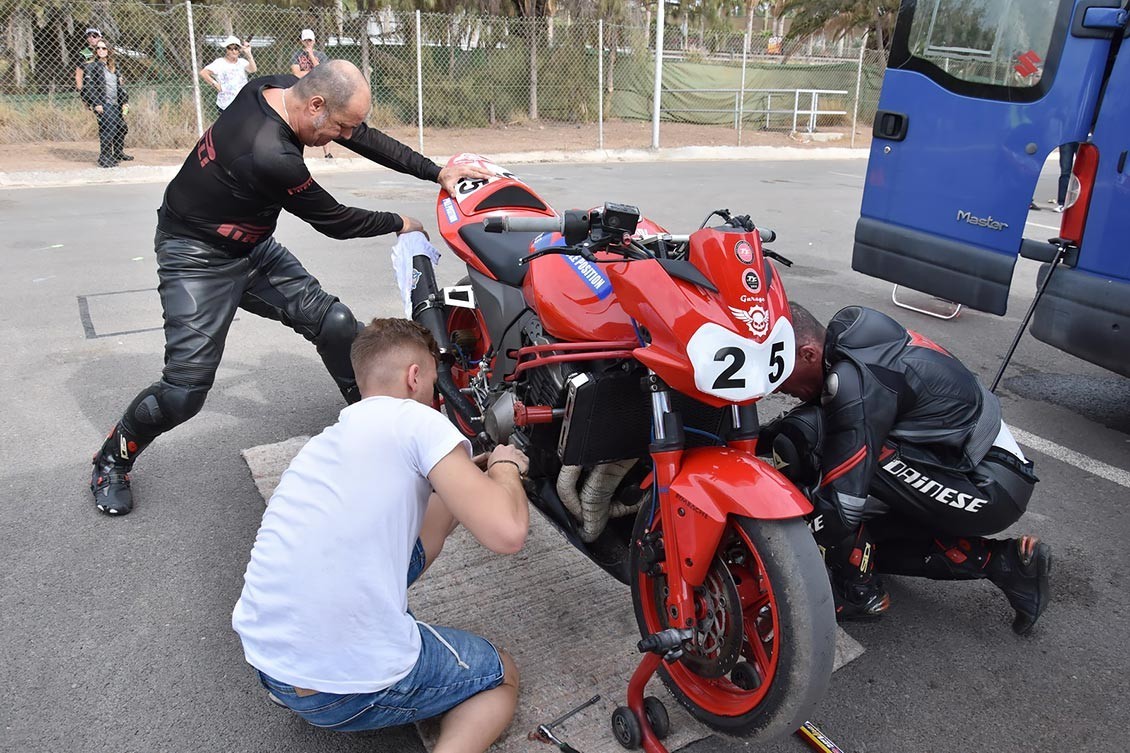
[814,306,1002,518]
[80,61,128,109]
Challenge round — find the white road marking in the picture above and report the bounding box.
[1011,427,1130,490]
[830,171,863,179]
[1025,220,1060,231]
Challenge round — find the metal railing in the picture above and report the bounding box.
[661,87,849,133]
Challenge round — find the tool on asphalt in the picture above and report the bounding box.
[795,719,847,753]
[530,694,601,753]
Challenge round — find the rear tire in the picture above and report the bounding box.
[444,275,488,439]
[631,509,835,741]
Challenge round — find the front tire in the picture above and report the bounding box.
[630,509,835,741]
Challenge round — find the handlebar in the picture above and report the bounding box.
[483,215,566,234]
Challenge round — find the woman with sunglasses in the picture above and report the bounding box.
[200,35,257,120]
[81,41,132,168]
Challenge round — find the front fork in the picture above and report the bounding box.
[645,375,760,630]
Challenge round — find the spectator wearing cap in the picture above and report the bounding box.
[200,35,257,119]
[74,28,102,94]
[291,29,333,158]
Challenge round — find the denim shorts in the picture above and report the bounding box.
[256,539,505,731]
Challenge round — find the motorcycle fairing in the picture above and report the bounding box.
[608,229,795,407]
[667,448,814,587]
[524,249,639,343]
[436,153,557,283]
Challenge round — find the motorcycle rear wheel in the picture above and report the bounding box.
[444,275,489,439]
[630,508,835,740]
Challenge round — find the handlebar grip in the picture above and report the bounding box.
[759,228,777,244]
[482,215,565,234]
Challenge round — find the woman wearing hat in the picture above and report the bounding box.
[291,29,333,158]
[200,35,257,119]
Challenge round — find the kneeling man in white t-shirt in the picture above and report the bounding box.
[233,317,530,753]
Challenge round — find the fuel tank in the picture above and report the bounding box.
[521,217,668,343]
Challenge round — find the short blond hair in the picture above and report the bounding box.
[350,318,438,388]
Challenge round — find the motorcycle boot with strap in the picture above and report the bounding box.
[876,535,1051,635]
[91,423,151,516]
[826,525,891,620]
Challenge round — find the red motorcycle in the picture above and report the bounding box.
[409,154,836,745]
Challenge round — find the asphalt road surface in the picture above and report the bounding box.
[2,158,1126,753]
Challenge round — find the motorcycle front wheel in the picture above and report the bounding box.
[630,507,835,741]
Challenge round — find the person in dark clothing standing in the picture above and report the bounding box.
[74,28,101,92]
[761,303,1050,634]
[90,60,491,517]
[81,41,132,167]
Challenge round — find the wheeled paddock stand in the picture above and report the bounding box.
[612,629,845,753]
[610,629,687,752]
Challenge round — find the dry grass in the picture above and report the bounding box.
[0,89,199,149]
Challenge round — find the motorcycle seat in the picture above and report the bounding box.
[457,223,538,287]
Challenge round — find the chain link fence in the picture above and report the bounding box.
[0,1,886,154]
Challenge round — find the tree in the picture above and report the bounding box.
[778,0,895,51]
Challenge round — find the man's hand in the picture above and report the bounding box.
[436,162,495,197]
[487,444,530,477]
[397,215,429,239]
[94,104,104,114]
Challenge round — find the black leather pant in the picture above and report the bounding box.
[96,103,126,165]
[114,230,359,444]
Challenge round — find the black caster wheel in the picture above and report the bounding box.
[731,661,762,691]
[611,705,642,749]
[643,695,670,739]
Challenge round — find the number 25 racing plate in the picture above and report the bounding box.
[685,317,795,402]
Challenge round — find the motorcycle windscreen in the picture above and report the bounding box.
[853,0,1114,315]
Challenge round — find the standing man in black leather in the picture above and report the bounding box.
[90,60,490,516]
[762,303,1049,634]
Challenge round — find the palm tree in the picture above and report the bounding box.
[778,0,895,51]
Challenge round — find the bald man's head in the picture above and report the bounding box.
[288,60,371,146]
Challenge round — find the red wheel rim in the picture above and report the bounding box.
[638,518,781,716]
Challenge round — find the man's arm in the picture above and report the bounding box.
[260,152,416,238]
[811,360,899,527]
[341,122,496,192]
[428,444,529,555]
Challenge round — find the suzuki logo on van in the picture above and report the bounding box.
[956,210,1009,231]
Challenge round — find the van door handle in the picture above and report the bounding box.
[874,110,908,141]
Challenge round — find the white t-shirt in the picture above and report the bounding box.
[232,396,470,693]
[205,56,250,109]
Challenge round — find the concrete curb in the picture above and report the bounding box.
[0,144,870,190]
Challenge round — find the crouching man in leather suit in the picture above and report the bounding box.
[90,60,491,516]
[762,303,1049,634]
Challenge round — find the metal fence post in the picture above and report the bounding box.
[598,18,604,151]
[185,0,203,136]
[851,32,870,149]
[737,30,748,146]
[651,0,665,150]
[415,9,424,154]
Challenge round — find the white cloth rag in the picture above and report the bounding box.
[390,231,442,317]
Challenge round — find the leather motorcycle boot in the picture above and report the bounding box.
[828,525,890,620]
[90,423,150,516]
[877,536,1051,635]
[987,536,1052,636]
